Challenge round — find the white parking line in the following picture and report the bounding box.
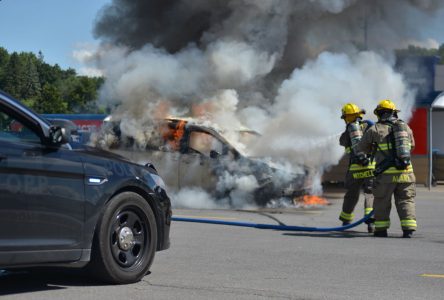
[420,274,444,279]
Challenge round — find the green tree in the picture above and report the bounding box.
[62,76,104,113]
[0,47,10,87]
[20,53,42,100]
[396,44,444,64]
[35,60,63,86]
[438,44,444,64]
[36,83,68,113]
[0,47,104,113]
[3,52,26,98]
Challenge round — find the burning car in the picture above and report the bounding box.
[103,117,312,207]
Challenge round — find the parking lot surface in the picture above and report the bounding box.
[1,186,444,300]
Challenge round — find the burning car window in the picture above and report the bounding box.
[159,120,186,152]
[189,131,224,157]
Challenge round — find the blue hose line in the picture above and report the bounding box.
[172,210,374,232]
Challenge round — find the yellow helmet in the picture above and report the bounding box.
[374,99,400,115]
[341,103,365,121]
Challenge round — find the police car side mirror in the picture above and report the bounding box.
[49,125,69,146]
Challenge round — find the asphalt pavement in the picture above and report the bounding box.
[1,185,444,300]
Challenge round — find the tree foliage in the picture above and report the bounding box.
[0,47,104,113]
[396,44,444,64]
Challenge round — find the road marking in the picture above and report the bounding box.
[175,215,238,220]
[420,274,444,278]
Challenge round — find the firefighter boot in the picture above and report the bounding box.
[365,217,375,233]
[402,230,414,238]
[374,230,388,237]
[342,221,351,226]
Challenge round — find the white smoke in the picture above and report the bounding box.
[85,0,443,208]
[168,171,261,209]
[96,45,206,105]
[171,187,223,209]
[209,41,278,86]
[248,51,415,167]
[216,171,259,207]
[315,0,357,14]
[72,45,103,77]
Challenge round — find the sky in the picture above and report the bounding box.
[1,0,444,77]
[0,0,110,73]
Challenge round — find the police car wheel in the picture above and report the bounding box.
[88,192,157,284]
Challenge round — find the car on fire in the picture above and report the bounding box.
[0,90,171,284]
[104,116,311,206]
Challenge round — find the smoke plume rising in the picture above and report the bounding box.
[88,0,444,207]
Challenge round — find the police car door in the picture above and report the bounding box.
[0,105,84,263]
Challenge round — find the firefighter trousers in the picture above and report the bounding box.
[339,175,374,223]
[372,181,417,231]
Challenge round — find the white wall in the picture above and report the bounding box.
[432,110,444,153]
[435,65,444,92]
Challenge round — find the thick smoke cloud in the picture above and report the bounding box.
[94,0,289,54]
[94,0,443,60]
[250,51,414,167]
[93,0,444,107]
[89,0,444,207]
[94,0,226,52]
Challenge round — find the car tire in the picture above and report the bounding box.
[88,191,157,284]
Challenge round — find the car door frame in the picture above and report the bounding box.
[0,95,85,266]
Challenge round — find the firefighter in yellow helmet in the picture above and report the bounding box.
[356,99,417,238]
[339,103,375,233]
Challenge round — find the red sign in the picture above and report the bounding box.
[408,108,427,155]
[71,120,104,133]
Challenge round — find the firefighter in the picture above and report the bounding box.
[339,103,375,233]
[357,99,417,238]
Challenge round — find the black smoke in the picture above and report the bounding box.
[94,0,444,64]
[94,0,232,53]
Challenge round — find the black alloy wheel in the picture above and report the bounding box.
[111,207,147,269]
[88,192,157,284]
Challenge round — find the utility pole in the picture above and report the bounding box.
[363,5,368,51]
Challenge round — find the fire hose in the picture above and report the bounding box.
[172,210,374,232]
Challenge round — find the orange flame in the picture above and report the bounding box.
[173,120,186,143]
[295,195,330,206]
[161,120,186,151]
